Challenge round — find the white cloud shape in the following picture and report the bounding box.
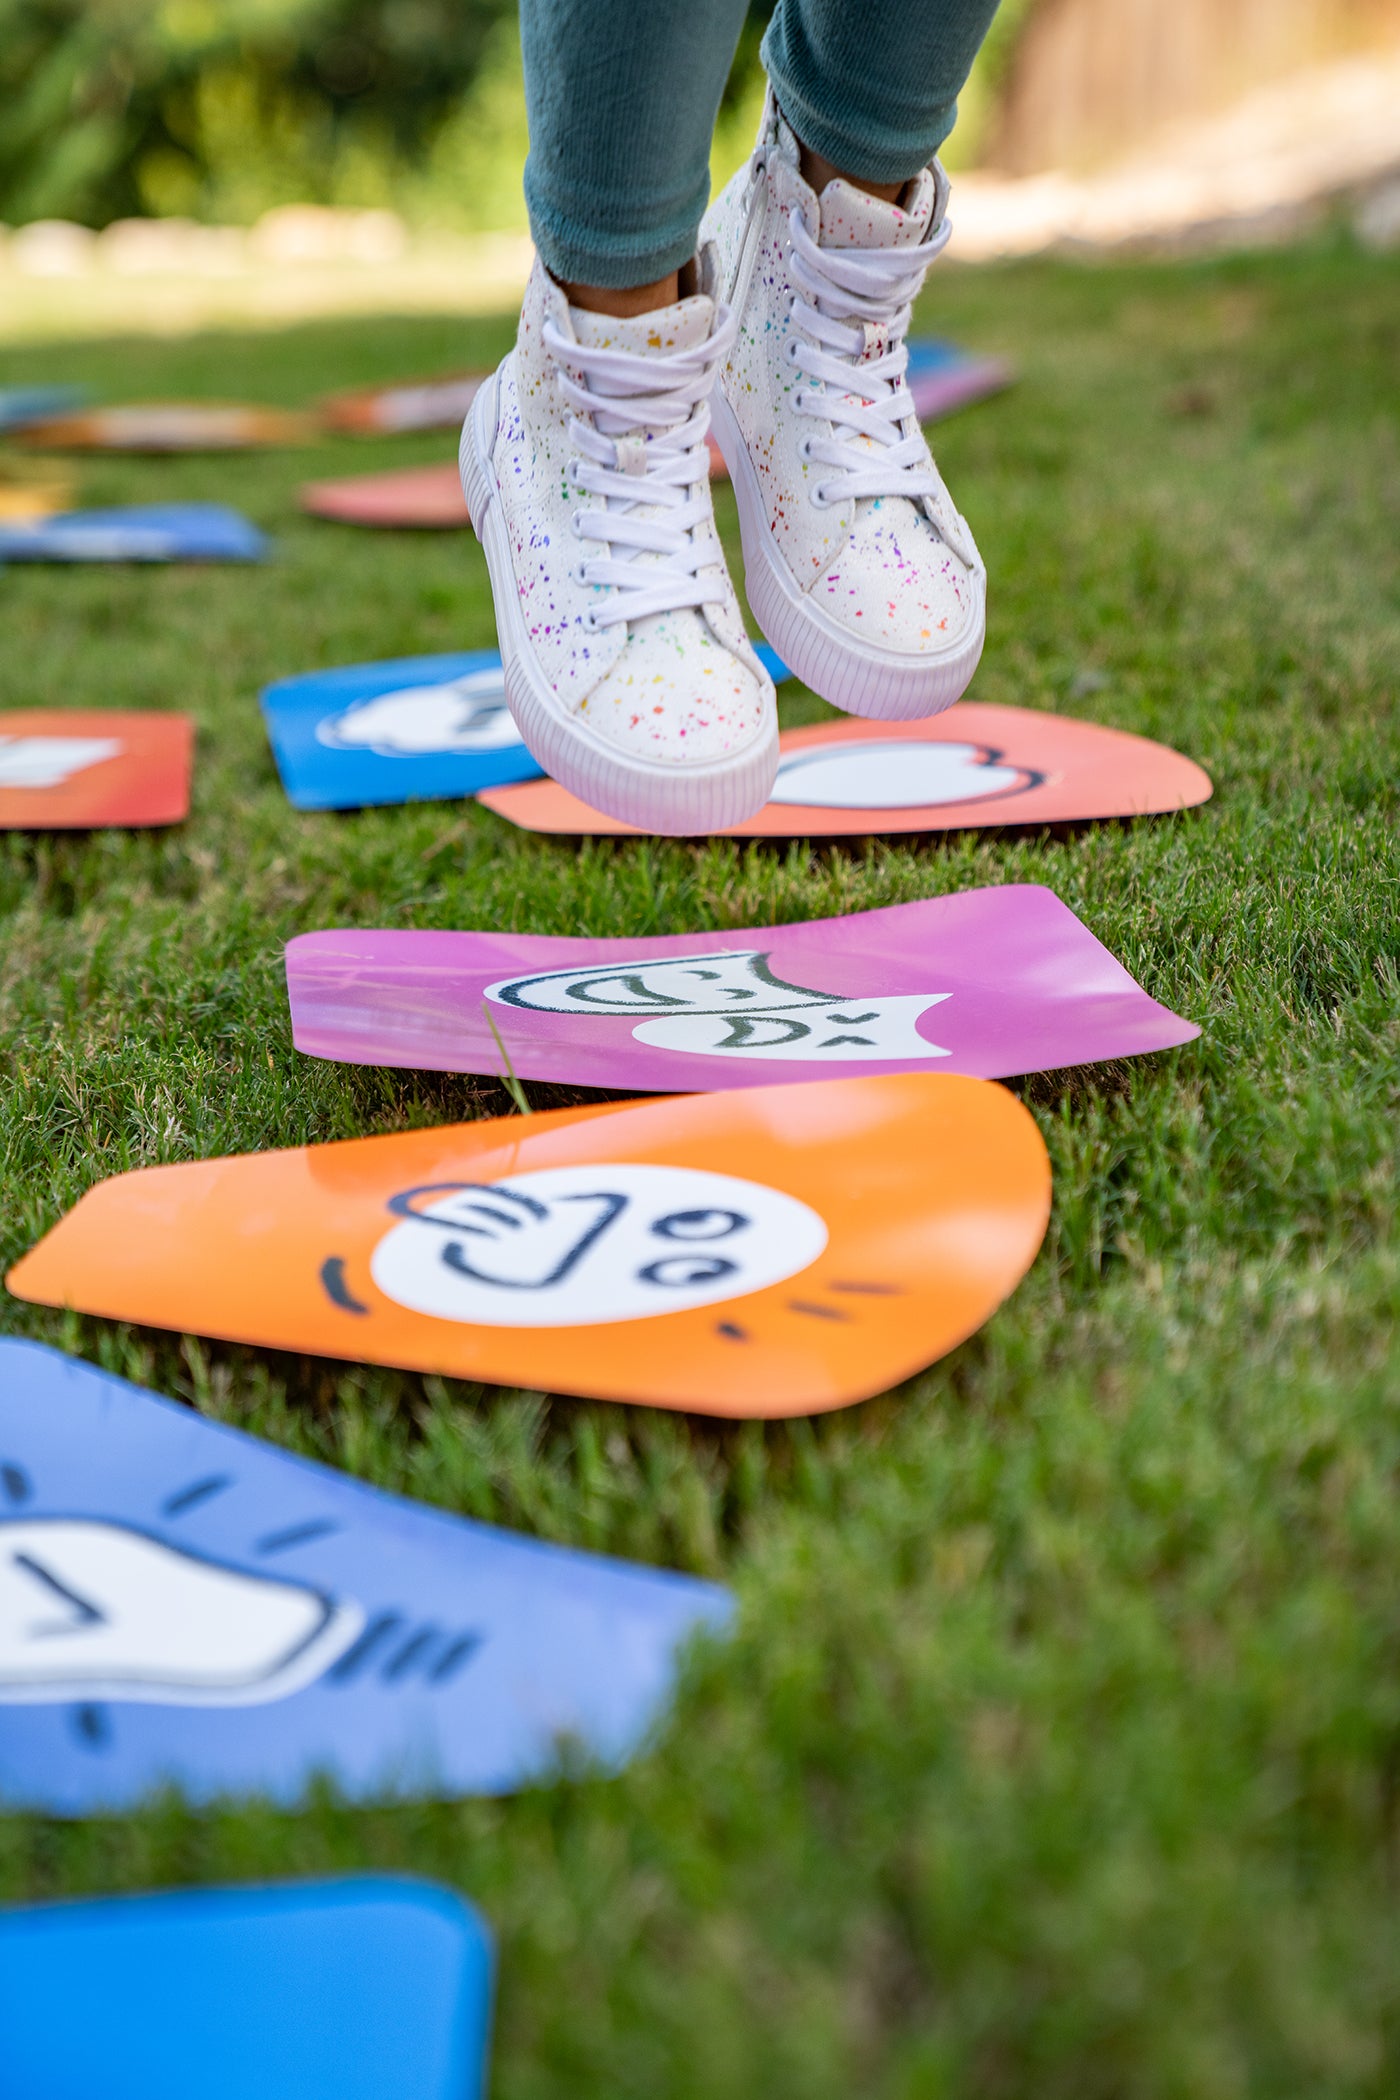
[0,1519,362,1706]
[0,737,121,788]
[316,668,523,757]
[769,740,1029,810]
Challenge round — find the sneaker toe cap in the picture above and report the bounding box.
[579,621,771,766]
[812,510,979,657]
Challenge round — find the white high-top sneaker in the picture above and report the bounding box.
[460,255,779,833]
[701,93,985,722]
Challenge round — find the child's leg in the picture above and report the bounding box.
[462,0,780,834]
[762,0,1003,197]
[699,1,1003,723]
[520,0,751,310]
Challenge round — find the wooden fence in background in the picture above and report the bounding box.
[987,0,1400,172]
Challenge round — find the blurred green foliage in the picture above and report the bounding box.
[0,0,516,225]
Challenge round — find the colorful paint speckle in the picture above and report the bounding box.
[700,104,983,657]
[484,259,771,765]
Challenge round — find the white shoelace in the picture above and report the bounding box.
[541,307,737,631]
[783,202,951,509]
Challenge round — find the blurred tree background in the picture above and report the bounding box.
[1,0,1390,230]
[0,0,1026,233]
[0,0,521,227]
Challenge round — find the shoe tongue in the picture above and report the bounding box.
[818,168,936,250]
[566,292,716,474]
[569,293,715,355]
[811,171,937,523]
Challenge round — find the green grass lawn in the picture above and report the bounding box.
[1,232,1398,2096]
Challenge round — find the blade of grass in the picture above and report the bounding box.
[483,1000,533,1115]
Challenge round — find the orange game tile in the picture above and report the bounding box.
[476,704,1213,838]
[0,711,193,829]
[8,1073,1051,1417]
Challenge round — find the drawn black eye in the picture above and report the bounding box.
[637,1255,739,1288]
[650,1208,748,1241]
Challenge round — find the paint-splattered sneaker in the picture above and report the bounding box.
[701,92,985,722]
[461,256,778,833]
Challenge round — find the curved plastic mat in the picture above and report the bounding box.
[301,461,471,528]
[0,1339,730,1811]
[904,338,1013,420]
[7,1073,1051,1417]
[0,1877,493,2100]
[321,373,487,434]
[260,644,789,809]
[286,887,1197,1089]
[0,709,192,827]
[260,649,544,807]
[0,504,267,564]
[477,704,1213,837]
[16,404,315,452]
[0,384,87,433]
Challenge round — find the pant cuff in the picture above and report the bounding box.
[761,38,959,185]
[524,165,709,290]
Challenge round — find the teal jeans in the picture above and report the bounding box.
[521,0,1003,288]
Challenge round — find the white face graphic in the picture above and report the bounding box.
[371,1162,828,1327]
[768,741,1029,810]
[634,994,950,1061]
[0,736,121,788]
[0,1519,363,1706]
[487,949,834,1018]
[486,949,951,1062]
[316,669,522,757]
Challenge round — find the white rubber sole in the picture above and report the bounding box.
[460,370,780,836]
[710,389,986,723]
